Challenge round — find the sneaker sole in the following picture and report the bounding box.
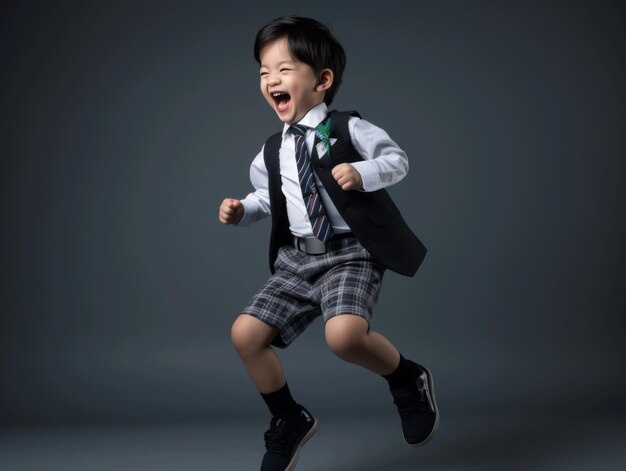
[285,418,318,471]
[405,365,439,447]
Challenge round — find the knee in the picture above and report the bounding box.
[230,314,272,358]
[325,315,368,360]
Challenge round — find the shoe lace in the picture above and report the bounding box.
[392,377,435,419]
[264,418,288,455]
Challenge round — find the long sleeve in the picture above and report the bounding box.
[237,146,272,226]
[348,117,409,192]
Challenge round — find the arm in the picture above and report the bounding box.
[344,117,409,192]
[219,146,271,226]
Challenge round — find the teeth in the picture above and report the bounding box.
[272,92,287,97]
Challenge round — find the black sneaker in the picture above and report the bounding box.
[390,361,439,446]
[261,406,318,471]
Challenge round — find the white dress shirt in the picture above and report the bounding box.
[238,102,409,238]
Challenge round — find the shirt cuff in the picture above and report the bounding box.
[237,200,255,226]
[350,160,382,192]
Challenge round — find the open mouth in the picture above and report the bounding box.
[271,91,291,112]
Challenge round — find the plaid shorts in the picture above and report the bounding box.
[241,235,385,348]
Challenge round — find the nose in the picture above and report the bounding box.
[266,73,280,86]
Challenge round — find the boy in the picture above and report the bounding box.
[219,16,438,471]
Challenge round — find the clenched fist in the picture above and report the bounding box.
[331,163,363,190]
[219,198,244,225]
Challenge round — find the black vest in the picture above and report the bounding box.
[263,110,427,277]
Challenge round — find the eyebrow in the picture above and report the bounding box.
[259,60,296,69]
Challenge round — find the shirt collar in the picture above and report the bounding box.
[281,102,328,137]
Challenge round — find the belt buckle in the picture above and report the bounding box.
[295,236,327,255]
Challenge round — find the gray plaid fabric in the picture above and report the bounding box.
[240,235,385,348]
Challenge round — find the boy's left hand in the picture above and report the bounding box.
[332,163,363,190]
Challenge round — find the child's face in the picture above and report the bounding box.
[259,37,329,124]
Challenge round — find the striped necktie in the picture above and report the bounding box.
[290,124,334,243]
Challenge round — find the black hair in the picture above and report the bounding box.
[254,16,346,106]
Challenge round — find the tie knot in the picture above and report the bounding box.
[290,124,308,137]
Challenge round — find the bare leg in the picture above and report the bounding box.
[231,314,286,393]
[324,314,401,375]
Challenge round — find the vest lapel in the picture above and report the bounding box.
[310,130,322,163]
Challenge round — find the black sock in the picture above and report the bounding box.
[260,382,302,420]
[382,354,417,389]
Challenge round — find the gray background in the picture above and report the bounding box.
[2,1,625,469]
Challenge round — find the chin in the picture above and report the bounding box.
[275,110,297,124]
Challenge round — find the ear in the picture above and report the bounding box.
[315,68,334,93]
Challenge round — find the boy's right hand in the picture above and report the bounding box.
[219,198,244,225]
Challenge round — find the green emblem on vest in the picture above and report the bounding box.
[315,117,332,159]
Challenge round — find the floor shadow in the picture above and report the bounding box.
[320,409,626,471]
